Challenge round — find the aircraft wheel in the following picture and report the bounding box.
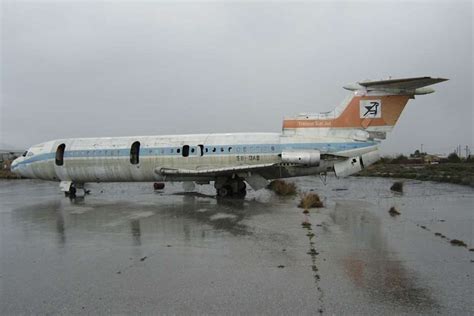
[69,186,77,198]
[217,186,232,198]
[239,181,247,194]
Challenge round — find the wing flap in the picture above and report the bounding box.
[157,163,277,176]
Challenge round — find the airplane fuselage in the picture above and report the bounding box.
[11,132,377,183]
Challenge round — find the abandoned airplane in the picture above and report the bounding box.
[11,76,447,197]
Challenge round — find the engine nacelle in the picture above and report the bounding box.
[281,150,321,166]
[333,150,380,177]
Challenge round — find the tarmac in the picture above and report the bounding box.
[1,177,473,314]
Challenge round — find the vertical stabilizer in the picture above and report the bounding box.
[282,77,448,140]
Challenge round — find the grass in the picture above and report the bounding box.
[298,193,324,209]
[267,179,297,196]
[0,169,21,179]
[388,206,401,216]
[390,181,404,193]
[450,239,467,247]
[356,163,474,187]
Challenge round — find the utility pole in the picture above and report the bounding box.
[466,145,469,159]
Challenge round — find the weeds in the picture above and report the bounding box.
[388,206,401,216]
[450,239,467,247]
[298,193,324,209]
[390,181,404,193]
[267,180,297,196]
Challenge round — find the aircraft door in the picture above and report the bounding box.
[54,142,70,181]
[129,141,143,180]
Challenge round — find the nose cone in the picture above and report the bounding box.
[10,157,22,174]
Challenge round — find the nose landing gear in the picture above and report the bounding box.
[60,181,86,199]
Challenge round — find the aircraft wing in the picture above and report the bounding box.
[358,76,448,90]
[157,163,277,176]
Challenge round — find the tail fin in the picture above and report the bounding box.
[282,76,448,139]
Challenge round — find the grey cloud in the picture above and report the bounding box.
[1,1,472,154]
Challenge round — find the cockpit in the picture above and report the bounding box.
[21,150,35,158]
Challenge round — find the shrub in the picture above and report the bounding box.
[298,193,324,209]
[390,181,404,193]
[390,154,409,164]
[447,152,461,163]
[388,206,401,216]
[267,180,297,196]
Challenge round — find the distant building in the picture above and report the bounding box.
[0,150,23,165]
[423,154,443,164]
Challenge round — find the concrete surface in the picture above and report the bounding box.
[1,177,473,314]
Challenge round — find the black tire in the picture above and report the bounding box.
[69,186,77,198]
[217,186,232,197]
[239,181,247,194]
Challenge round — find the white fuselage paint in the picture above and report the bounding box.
[11,132,377,183]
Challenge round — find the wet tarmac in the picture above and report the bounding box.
[1,177,473,314]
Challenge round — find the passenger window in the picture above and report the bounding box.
[220,148,224,152]
[55,144,66,166]
[228,147,232,152]
[130,141,140,164]
[182,145,189,157]
[191,148,195,154]
[212,148,216,152]
[199,145,204,156]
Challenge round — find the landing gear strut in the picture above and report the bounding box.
[60,181,86,199]
[65,186,77,198]
[215,176,247,198]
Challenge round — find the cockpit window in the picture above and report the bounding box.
[22,151,28,157]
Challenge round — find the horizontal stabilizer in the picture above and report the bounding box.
[358,76,448,90]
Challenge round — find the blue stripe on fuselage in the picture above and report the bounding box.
[15,141,377,167]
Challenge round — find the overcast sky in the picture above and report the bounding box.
[1,0,472,155]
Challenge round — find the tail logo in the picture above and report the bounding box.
[360,100,382,118]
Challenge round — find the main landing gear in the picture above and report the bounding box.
[214,176,247,198]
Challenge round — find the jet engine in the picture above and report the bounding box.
[281,150,320,166]
[333,150,380,177]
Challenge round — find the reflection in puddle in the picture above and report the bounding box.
[330,201,437,309]
[130,219,141,246]
[55,208,66,247]
[10,193,270,248]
